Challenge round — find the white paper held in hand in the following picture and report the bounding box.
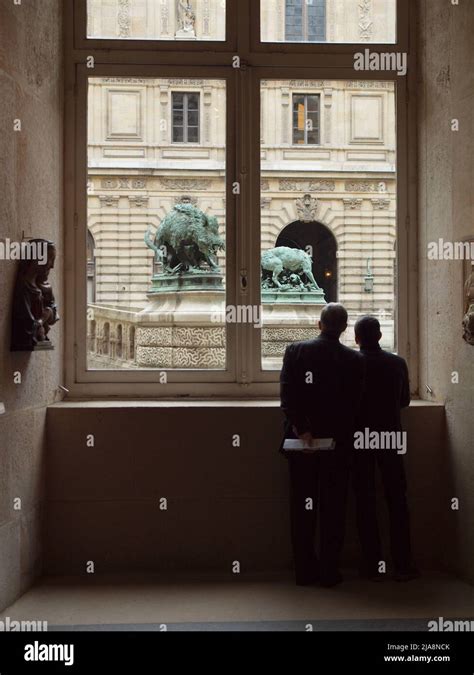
[283,438,336,451]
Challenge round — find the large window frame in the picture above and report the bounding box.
[64,0,417,399]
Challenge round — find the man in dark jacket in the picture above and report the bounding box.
[280,303,365,586]
[353,316,419,582]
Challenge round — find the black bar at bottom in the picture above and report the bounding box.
[0,631,473,674]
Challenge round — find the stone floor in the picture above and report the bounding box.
[2,572,474,630]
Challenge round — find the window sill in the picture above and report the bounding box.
[48,399,444,409]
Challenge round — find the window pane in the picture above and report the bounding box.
[293,129,305,145]
[261,79,397,370]
[285,0,303,41]
[186,94,199,109]
[262,0,396,44]
[293,94,305,109]
[87,77,227,370]
[307,0,326,41]
[306,95,319,112]
[187,125,199,143]
[187,111,199,127]
[172,93,184,108]
[173,125,184,142]
[293,97,306,138]
[87,0,226,41]
[306,128,319,145]
[307,112,319,136]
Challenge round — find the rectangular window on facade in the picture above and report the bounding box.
[172,92,200,143]
[293,94,320,145]
[262,0,397,43]
[285,0,326,42]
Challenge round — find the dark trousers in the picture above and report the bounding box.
[353,450,413,574]
[288,445,351,582]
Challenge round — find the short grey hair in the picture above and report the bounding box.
[320,303,348,336]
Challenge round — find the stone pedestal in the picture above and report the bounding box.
[175,30,196,39]
[149,272,223,294]
[262,300,326,370]
[136,273,226,369]
[262,288,326,304]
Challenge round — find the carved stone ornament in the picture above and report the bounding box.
[176,0,196,38]
[463,263,474,345]
[117,0,131,38]
[371,198,391,210]
[129,196,149,207]
[359,0,373,41]
[174,194,198,207]
[295,194,319,223]
[99,195,120,207]
[11,239,59,351]
[280,180,335,192]
[345,181,383,193]
[343,198,363,210]
[160,178,211,191]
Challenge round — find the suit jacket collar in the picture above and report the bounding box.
[318,332,341,343]
[360,345,383,353]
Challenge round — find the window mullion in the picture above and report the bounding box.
[184,93,188,143]
[234,65,258,385]
[305,95,309,145]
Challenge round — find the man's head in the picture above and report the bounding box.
[354,315,382,348]
[318,303,348,338]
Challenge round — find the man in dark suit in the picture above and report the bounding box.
[280,303,365,586]
[353,316,419,582]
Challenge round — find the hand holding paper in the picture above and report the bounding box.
[283,438,336,452]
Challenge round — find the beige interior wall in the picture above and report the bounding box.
[1,0,473,610]
[44,403,446,576]
[0,0,63,611]
[418,0,474,583]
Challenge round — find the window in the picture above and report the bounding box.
[172,92,200,143]
[292,94,320,145]
[285,0,326,43]
[66,0,414,398]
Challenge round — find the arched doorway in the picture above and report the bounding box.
[276,220,338,302]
